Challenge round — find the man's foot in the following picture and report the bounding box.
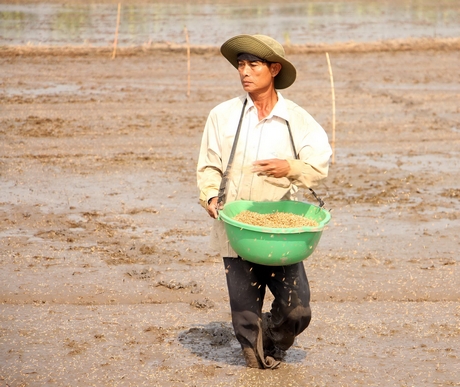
[265,345,286,361]
[242,347,262,369]
[263,355,281,369]
[242,347,281,369]
[262,312,286,361]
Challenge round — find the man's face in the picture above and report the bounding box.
[237,60,281,93]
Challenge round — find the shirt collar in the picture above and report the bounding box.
[245,91,289,121]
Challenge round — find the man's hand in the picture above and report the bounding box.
[253,159,290,178]
[207,196,220,219]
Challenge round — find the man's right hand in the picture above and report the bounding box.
[207,197,220,219]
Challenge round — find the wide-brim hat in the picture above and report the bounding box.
[220,34,296,89]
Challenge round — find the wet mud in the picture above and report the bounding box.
[0,41,459,386]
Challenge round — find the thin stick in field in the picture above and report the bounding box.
[112,3,121,60]
[184,26,191,97]
[326,52,336,164]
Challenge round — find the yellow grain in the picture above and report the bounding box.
[234,210,318,228]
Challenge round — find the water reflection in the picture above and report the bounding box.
[52,7,91,40]
[0,1,458,47]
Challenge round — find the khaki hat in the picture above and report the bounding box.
[220,34,296,89]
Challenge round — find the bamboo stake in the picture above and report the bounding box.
[112,3,121,60]
[184,26,191,97]
[326,52,336,164]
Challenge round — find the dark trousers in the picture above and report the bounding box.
[223,257,312,355]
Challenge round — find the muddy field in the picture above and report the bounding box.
[1,41,459,386]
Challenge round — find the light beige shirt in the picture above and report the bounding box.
[197,92,332,257]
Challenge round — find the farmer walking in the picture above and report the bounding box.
[197,34,332,368]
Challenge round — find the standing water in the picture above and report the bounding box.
[0,0,459,47]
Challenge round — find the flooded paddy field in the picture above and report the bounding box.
[1,0,459,47]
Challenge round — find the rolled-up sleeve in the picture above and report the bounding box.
[197,110,223,208]
[285,104,332,188]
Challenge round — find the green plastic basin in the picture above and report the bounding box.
[219,200,331,266]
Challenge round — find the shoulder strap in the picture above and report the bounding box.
[217,99,247,206]
[286,120,325,208]
[286,120,298,159]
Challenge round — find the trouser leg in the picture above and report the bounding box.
[223,257,311,368]
[223,257,266,368]
[265,262,312,351]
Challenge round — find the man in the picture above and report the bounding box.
[197,34,332,369]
